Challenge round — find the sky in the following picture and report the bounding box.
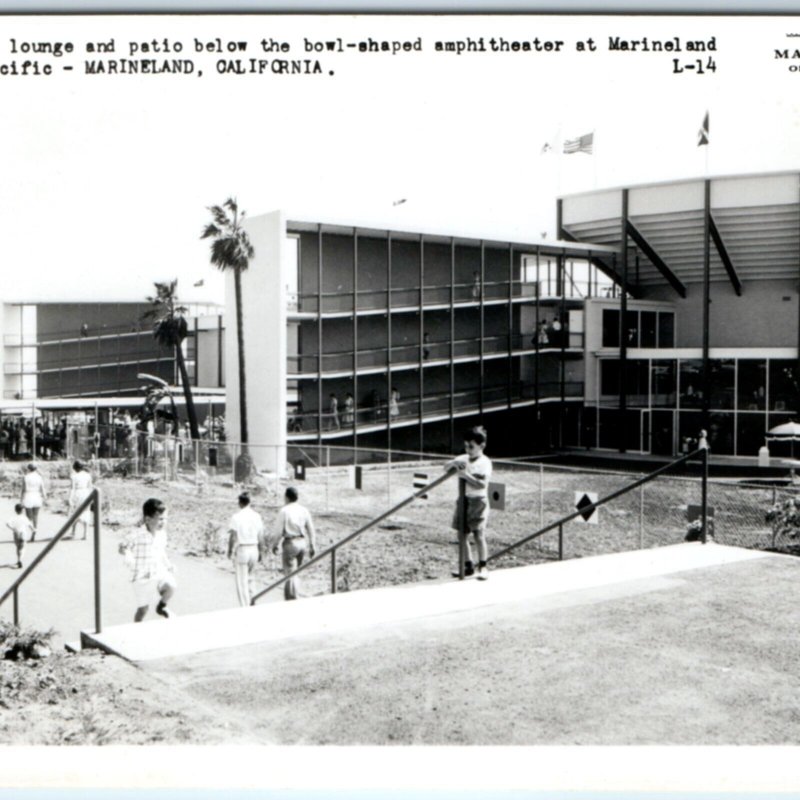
[0,13,798,305]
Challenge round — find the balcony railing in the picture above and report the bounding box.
[291,275,618,314]
[287,332,584,376]
[294,280,555,314]
[286,381,584,435]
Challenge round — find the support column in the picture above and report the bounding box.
[418,234,424,453]
[619,190,629,453]
[449,237,456,453]
[317,225,323,446]
[508,244,514,409]
[352,228,359,448]
[702,179,711,433]
[387,232,393,453]
[479,241,485,417]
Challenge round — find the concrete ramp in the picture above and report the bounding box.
[80,542,769,663]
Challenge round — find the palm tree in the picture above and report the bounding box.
[142,280,200,440]
[201,198,254,477]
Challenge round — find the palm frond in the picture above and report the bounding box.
[201,223,221,240]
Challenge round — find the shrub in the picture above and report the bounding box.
[0,620,54,660]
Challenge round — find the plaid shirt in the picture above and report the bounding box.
[119,525,172,582]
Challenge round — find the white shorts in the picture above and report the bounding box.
[132,575,174,607]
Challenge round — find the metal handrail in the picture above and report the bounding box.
[488,448,709,564]
[0,488,102,631]
[251,469,457,604]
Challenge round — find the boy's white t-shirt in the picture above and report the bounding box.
[454,453,492,498]
[8,514,34,540]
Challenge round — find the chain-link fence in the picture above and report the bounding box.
[60,422,798,570]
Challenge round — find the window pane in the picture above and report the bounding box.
[708,412,734,455]
[600,360,619,396]
[708,359,735,410]
[624,310,639,347]
[769,360,799,413]
[640,311,657,347]
[737,360,766,411]
[651,359,676,408]
[737,412,767,457]
[602,309,620,347]
[658,313,675,348]
[679,360,704,408]
[679,410,702,450]
[598,408,620,449]
[625,360,649,407]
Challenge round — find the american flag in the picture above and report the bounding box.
[563,132,594,155]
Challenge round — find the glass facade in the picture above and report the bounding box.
[593,355,800,456]
[601,308,675,349]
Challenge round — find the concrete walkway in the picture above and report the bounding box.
[0,506,262,647]
[81,541,769,663]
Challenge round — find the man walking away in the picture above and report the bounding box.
[270,486,317,601]
[227,491,265,607]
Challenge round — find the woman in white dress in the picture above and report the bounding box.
[20,463,46,541]
[68,460,93,540]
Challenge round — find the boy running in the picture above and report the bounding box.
[7,503,33,569]
[446,427,493,580]
[118,497,176,622]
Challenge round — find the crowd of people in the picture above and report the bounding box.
[0,418,69,461]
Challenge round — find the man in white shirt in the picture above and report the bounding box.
[269,486,317,601]
[227,492,266,607]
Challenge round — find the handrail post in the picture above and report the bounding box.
[701,446,709,544]
[458,478,467,579]
[639,484,645,549]
[325,446,330,514]
[93,489,102,633]
[331,548,337,594]
[13,588,18,627]
[539,463,544,530]
[558,523,564,560]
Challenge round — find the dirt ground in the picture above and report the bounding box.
[0,460,793,744]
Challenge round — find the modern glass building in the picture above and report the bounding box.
[561,171,800,458]
[1,301,224,400]
[230,211,618,466]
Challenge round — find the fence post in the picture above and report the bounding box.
[387,447,392,506]
[325,446,330,514]
[558,523,564,561]
[195,439,200,486]
[331,548,337,594]
[701,447,709,544]
[639,484,645,549]
[93,489,102,634]
[539,463,544,530]
[457,478,467,578]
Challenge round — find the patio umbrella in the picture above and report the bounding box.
[766,421,800,459]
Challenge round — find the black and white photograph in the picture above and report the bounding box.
[1,6,800,794]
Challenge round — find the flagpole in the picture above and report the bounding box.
[556,122,563,198]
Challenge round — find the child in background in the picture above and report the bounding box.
[7,502,33,569]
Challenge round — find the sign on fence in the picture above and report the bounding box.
[294,460,306,481]
[488,482,505,511]
[575,491,599,524]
